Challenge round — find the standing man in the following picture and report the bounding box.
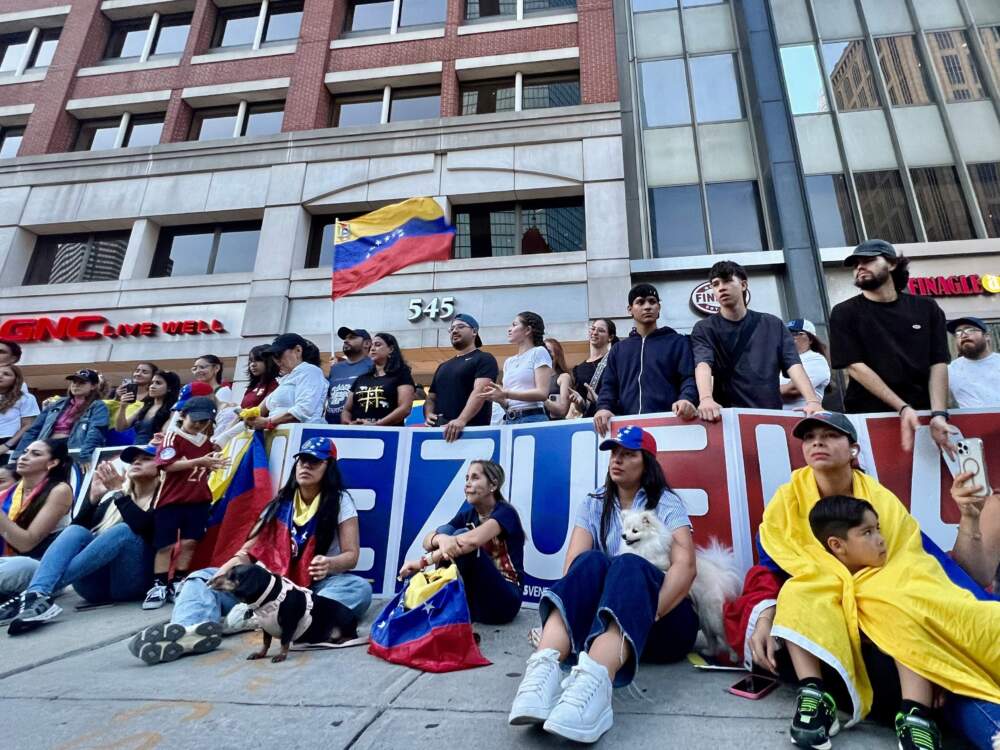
[425,314,499,442]
[326,327,372,424]
[593,283,698,436]
[692,261,823,421]
[947,316,1000,408]
[829,239,953,455]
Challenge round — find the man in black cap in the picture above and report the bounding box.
[947,316,1000,408]
[593,282,698,435]
[829,239,953,456]
[425,313,498,441]
[326,327,372,424]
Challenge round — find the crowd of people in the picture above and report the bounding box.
[0,238,998,749]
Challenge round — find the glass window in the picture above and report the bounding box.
[105,19,149,60]
[979,27,1000,89]
[454,204,517,258]
[24,232,129,285]
[519,198,585,253]
[74,119,122,151]
[30,28,60,69]
[213,226,262,273]
[911,166,974,242]
[854,170,917,245]
[306,214,365,268]
[214,5,261,48]
[0,33,31,73]
[465,0,516,21]
[388,89,440,121]
[346,0,395,31]
[262,0,302,42]
[804,174,859,248]
[123,115,163,147]
[649,185,707,257]
[151,223,260,277]
[968,162,1000,238]
[522,74,581,110]
[706,181,766,252]
[632,0,675,9]
[191,107,239,141]
[523,0,577,14]
[453,199,583,257]
[151,14,192,55]
[640,58,691,126]
[333,94,384,126]
[399,0,448,27]
[874,35,931,106]
[821,40,881,111]
[683,0,723,4]
[780,45,829,115]
[243,102,284,136]
[926,29,986,102]
[0,126,23,159]
[689,54,744,122]
[460,79,516,115]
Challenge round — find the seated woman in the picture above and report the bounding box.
[399,460,524,625]
[127,436,372,665]
[116,371,181,445]
[508,426,698,744]
[0,440,74,616]
[725,411,1000,750]
[6,445,159,635]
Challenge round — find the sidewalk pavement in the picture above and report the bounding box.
[0,593,971,749]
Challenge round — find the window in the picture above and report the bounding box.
[243,102,285,136]
[262,1,302,42]
[24,232,129,285]
[0,27,60,75]
[123,114,164,147]
[706,181,766,253]
[333,93,384,126]
[104,14,191,62]
[0,33,30,73]
[969,162,1000,238]
[465,0,516,21]
[190,101,284,140]
[461,79,516,115]
[191,107,240,140]
[522,73,580,109]
[804,174,859,248]
[152,14,192,55]
[822,40,881,111]
[649,185,706,257]
[151,223,261,277]
[459,74,578,115]
[74,119,123,151]
[523,0,577,14]
[346,0,397,31]
[105,19,150,60]
[689,54,744,122]
[399,0,448,27]
[214,5,261,47]
[306,214,366,268]
[926,29,985,102]
[387,88,441,122]
[640,58,691,126]
[910,166,974,242]
[854,170,917,245]
[30,28,60,69]
[979,27,1000,89]
[453,198,584,258]
[874,35,931,106]
[74,114,166,150]
[779,45,829,115]
[0,126,23,159]
[212,1,300,48]
[332,88,439,125]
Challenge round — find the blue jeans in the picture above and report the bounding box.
[505,412,548,425]
[0,557,40,598]
[171,566,374,627]
[26,524,152,602]
[944,695,1000,750]
[453,551,522,625]
[539,550,700,687]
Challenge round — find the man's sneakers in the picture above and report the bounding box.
[128,621,222,665]
[542,652,614,744]
[508,648,563,725]
[7,592,62,635]
[895,707,942,750]
[222,603,257,635]
[790,684,840,750]
[142,583,169,610]
[0,593,25,626]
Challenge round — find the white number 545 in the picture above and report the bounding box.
[408,296,455,322]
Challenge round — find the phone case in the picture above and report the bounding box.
[726,678,778,700]
[957,439,992,497]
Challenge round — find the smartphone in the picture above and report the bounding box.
[956,438,992,497]
[127,383,140,397]
[727,675,779,700]
[942,428,966,479]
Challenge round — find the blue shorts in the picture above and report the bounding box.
[153,503,212,550]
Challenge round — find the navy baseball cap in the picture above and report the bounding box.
[294,436,338,461]
[786,319,817,336]
[451,313,483,347]
[267,332,310,355]
[120,444,157,464]
[337,327,371,341]
[66,368,100,384]
[599,425,658,456]
[180,396,217,422]
[946,316,987,334]
[792,412,857,443]
[843,239,897,267]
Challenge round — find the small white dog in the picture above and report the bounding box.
[621,509,742,661]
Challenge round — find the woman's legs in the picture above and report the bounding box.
[63,527,150,603]
[23,525,95,596]
[453,551,522,625]
[0,557,40,599]
[313,572,373,621]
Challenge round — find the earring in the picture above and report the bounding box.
[851,449,858,457]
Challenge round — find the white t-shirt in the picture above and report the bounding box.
[324,492,358,557]
[264,362,328,423]
[0,392,40,437]
[948,352,1000,409]
[779,350,830,411]
[502,346,553,410]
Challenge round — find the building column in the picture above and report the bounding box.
[118,219,160,280]
[0,226,37,288]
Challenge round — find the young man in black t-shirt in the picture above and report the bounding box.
[829,239,953,457]
[426,313,499,442]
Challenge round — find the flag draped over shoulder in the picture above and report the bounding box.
[331,197,455,299]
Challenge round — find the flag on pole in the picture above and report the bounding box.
[331,197,455,299]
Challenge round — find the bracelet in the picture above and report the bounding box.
[422,552,435,568]
[429,532,439,549]
[898,404,912,416]
[930,410,950,421]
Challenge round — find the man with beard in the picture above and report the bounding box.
[325,327,372,423]
[829,239,954,456]
[947,316,1000,408]
[425,314,498,442]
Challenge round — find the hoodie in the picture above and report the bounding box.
[595,326,698,416]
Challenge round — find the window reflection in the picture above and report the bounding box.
[690,54,743,122]
[649,185,707,256]
[926,29,986,102]
[854,170,917,245]
[911,166,974,242]
[873,35,931,106]
[640,58,691,126]
[706,181,765,252]
[822,40,881,111]
[779,45,829,115]
[969,161,1000,238]
[805,174,859,248]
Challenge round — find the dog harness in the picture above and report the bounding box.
[249,569,315,642]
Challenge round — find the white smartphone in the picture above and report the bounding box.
[956,438,992,498]
[942,428,965,479]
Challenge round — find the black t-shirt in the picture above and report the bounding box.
[571,358,604,417]
[437,502,525,586]
[350,368,416,423]
[429,349,499,426]
[829,293,949,413]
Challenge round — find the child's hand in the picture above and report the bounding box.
[202,452,230,471]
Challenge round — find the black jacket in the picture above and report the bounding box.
[73,491,155,542]
[595,327,698,416]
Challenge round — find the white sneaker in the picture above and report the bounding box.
[142,583,169,610]
[542,652,614,744]
[222,603,257,635]
[128,621,222,665]
[508,648,564,726]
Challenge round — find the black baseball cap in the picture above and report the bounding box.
[66,368,100,384]
[792,411,857,443]
[120,444,157,464]
[843,239,897,267]
[946,316,987,334]
[267,332,309,355]
[628,283,660,305]
[337,327,371,341]
[180,396,217,421]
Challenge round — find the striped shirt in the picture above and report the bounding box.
[574,487,691,556]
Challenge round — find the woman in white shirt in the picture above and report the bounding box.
[779,319,831,411]
[0,365,39,466]
[484,311,553,424]
[246,333,329,429]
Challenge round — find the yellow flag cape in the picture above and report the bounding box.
[761,467,1000,725]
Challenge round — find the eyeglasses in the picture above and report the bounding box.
[954,328,982,338]
[448,324,471,333]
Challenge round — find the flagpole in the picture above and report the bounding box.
[331,217,340,376]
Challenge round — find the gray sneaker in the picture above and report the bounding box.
[222,603,257,635]
[8,592,62,636]
[0,593,25,626]
[142,583,169,610]
[128,621,222,665]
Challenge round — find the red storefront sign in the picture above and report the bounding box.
[908,273,1000,297]
[0,315,226,343]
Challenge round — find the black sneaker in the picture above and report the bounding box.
[895,709,941,750]
[790,685,840,750]
[8,592,62,636]
[128,621,222,665]
[0,593,25,626]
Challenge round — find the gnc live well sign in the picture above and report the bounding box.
[0,315,226,342]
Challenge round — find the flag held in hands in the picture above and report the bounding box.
[331,197,455,299]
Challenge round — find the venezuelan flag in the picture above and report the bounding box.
[331,197,455,299]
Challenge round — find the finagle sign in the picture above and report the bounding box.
[0,315,226,343]
[908,274,1000,298]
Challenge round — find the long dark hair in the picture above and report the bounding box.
[591,450,670,550]
[804,332,830,362]
[14,439,72,530]
[246,345,280,389]
[518,311,545,347]
[197,354,224,385]
[302,339,322,367]
[371,332,411,378]
[135,370,181,433]
[269,455,348,558]
[544,338,570,377]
